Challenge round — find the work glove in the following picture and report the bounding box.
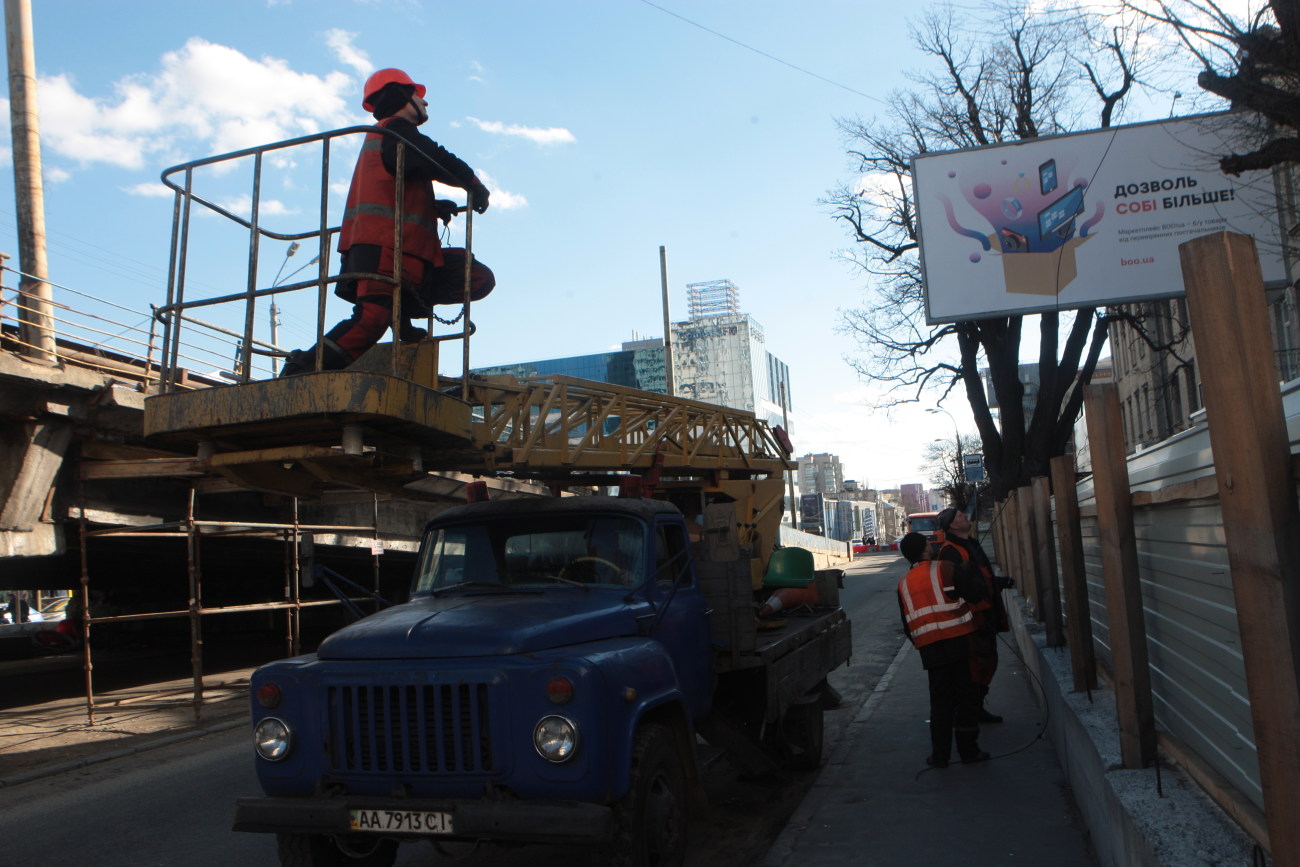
[469,184,490,214]
[434,199,459,225]
[997,575,1015,590]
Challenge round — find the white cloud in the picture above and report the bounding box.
[465,116,575,146]
[123,181,176,198]
[33,37,360,177]
[325,29,372,77]
[431,170,528,211]
[213,193,298,218]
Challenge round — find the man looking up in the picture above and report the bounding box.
[937,506,1013,723]
[281,68,496,375]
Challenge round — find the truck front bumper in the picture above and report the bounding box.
[233,795,613,844]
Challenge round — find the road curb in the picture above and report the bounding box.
[763,639,913,867]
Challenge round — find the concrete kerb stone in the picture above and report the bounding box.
[763,639,914,867]
[1006,597,1260,867]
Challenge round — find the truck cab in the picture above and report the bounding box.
[237,496,716,865]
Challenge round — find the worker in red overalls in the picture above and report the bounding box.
[281,68,495,375]
[937,506,1014,723]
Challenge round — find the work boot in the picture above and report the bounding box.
[278,349,312,377]
[278,342,350,377]
[399,321,429,342]
[926,754,950,769]
[955,726,986,764]
[977,706,1004,724]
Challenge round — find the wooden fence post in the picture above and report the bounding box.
[1084,383,1156,768]
[998,492,1018,592]
[1032,475,1064,646]
[1050,455,1097,691]
[1016,484,1039,617]
[1179,232,1300,866]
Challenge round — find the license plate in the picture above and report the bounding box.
[349,808,454,835]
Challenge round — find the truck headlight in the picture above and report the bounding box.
[254,717,292,761]
[533,715,578,763]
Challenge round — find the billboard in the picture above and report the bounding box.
[913,112,1285,323]
[799,493,824,532]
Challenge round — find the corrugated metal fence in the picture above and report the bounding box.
[1065,380,1300,812]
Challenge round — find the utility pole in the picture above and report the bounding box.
[5,0,55,362]
[659,246,675,396]
[269,303,280,375]
[780,381,797,529]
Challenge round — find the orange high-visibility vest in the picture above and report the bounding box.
[898,560,978,647]
[338,117,443,266]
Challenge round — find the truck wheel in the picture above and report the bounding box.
[608,723,687,867]
[783,698,825,771]
[276,833,397,867]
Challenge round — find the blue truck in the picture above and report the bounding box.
[232,490,851,867]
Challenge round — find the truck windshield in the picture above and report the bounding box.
[413,515,647,593]
[909,516,940,533]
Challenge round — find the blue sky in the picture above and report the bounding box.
[0,0,1218,489]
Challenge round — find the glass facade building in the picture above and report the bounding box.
[473,342,668,394]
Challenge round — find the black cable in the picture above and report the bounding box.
[634,0,888,106]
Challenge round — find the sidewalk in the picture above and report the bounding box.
[767,594,1262,867]
[767,631,1096,867]
[0,663,251,787]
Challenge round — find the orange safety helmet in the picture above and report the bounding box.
[362,68,427,112]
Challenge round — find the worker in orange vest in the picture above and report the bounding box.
[897,531,990,767]
[281,68,495,375]
[937,506,1014,724]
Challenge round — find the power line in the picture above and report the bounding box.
[636,0,890,106]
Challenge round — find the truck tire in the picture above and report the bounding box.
[783,697,825,771]
[276,833,397,867]
[607,723,687,867]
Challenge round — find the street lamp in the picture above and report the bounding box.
[927,407,965,488]
[268,242,320,374]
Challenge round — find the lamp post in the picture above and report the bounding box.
[268,241,320,375]
[927,407,964,493]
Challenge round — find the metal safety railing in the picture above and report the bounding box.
[0,263,251,388]
[155,125,481,392]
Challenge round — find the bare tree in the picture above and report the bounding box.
[921,433,983,507]
[1127,0,1300,173]
[830,3,1158,499]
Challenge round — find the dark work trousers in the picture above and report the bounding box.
[927,658,983,760]
[327,246,495,362]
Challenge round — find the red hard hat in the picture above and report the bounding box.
[362,68,426,112]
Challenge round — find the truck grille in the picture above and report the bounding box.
[326,682,495,774]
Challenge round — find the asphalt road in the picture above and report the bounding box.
[0,554,907,867]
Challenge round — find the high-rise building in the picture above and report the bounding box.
[899,483,927,514]
[671,280,791,430]
[473,341,667,394]
[474,279,794,434]
[798,453,843,496]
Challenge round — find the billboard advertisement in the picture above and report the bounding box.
[913,112,1285,323]
[800,493,824,532]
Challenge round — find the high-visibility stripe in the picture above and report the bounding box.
[343,202,442,234]
[899,560,978,646]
